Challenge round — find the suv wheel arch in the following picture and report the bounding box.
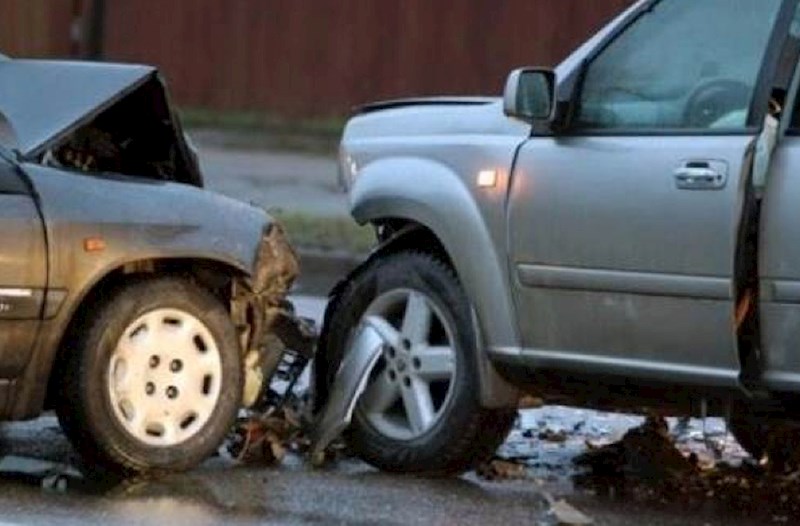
[317,220,519,413]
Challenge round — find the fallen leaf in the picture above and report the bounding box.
[476,459,526,481]
[539,428,568,443]
[518,395,544,409]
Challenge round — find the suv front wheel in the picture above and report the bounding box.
[318,251,516,475]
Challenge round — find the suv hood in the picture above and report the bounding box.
[355,96,497,115]
[344,97,530,141]
[0,58,202,186]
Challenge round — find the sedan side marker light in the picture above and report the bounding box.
[83,237,106,252]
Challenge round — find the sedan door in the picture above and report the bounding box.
[508,0,791,386]
[0,152,47,378]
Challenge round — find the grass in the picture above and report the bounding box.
[270,210,375,254]
[179,108,371,252]
[179,108,347,155]
[179,107,346,135]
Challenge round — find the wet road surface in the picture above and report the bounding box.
[0,420,760,526]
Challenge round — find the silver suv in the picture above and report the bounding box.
[316,0,800,474]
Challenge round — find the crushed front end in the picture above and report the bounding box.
[230,222,316,412]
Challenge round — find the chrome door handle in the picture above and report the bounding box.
[674,166,727,190]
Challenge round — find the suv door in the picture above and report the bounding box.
[760,41,800,392]
[508,0,791,386]
[0,151,47,377]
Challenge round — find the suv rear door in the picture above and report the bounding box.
[759,38,800,392]
[0,151,47,377]
[507,0,793,387]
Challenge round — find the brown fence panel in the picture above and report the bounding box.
[0,0,74,57]
[103,0,634,117]
[2,1,634,117]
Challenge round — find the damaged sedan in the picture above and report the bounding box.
[0,54,310,475]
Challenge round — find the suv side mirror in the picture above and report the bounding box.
[503,68,556,124]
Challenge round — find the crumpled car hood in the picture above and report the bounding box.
[0,57,201,186]
[0,59,153,157]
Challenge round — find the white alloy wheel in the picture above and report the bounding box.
[355,288,458,440]
[318,252,517,475]
[107,308,223,447]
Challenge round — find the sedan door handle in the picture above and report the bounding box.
[674,165,727,190]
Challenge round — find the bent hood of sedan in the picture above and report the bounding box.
[0,57,202,186]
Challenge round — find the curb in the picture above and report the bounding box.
[295,248,364,296]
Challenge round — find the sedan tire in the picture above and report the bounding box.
[55,277,242,476]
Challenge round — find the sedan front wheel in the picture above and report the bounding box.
[56,277,242,476]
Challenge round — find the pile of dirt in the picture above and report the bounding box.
[573,417,800,522]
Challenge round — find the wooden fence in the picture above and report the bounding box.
[1,0,634,117]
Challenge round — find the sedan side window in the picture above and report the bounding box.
[0,157,27,195]
[576,0,783,131]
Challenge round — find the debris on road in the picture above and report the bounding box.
[547,497,594,525]
[227,406,305,465]
[308,318,385,461]
[538,428,569,444]
[572,416,800,521]
[223,392,800,523]
[519,395,545,409]
[476,458,527,481]
[574,415,695,495]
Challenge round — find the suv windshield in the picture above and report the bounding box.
[577,0,783,130]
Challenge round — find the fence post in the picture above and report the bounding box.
[82,0,105,60]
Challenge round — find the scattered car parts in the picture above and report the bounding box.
[309,318,384,462]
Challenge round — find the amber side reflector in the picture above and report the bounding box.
[477,169,498,188]
[84,237,106,252]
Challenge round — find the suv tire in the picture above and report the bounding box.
[728,409,769,462]
[729,404,800,469]
[318,251,516,475]
[55,277,242,476]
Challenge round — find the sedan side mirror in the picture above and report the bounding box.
[503,68,556,124]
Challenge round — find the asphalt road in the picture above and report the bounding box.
[0,449,758,526]
[197,144,347,217]
[0,297,768,526]
[0,414,760,526]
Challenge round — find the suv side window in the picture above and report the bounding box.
[576,0,783,131]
